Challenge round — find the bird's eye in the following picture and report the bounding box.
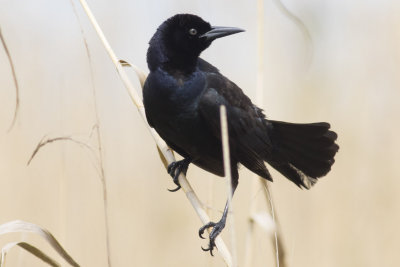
[189,28,197,36]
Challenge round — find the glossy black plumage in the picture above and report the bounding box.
[143,14,339,254]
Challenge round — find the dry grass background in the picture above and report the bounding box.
[1,0,400,266]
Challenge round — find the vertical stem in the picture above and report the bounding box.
[69,1,112,266]
[255,1,282,263]
[244,0,265,266]
[262,180,286,267]
[220,106,237,267]
[84,26,113,267]
[256,0,265,104]
[272,0,313,68]
[0,27,20,132]
[207,175,215,267]
[97,132,111,267]
[264,181,279,267]
[243,179,258,267]
[90,70,112,267]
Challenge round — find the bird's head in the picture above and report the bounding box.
[147,14,244,71]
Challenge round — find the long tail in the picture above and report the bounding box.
[265,120,339,189]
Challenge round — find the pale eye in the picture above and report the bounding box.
[189,28,197,36]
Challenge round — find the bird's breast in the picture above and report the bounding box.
[143,68,216,157]
[143,68,206,117]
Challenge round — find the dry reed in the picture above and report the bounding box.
[0,220,80,267]
[220,105,237,267]
[0,26,20,132]
[68,1,113,265]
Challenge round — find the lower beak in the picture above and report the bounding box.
[200,26,245,41]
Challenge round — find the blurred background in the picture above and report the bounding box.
[1,0,400,266]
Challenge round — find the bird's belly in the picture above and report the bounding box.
[156,115,224,177]
[155,109,220,158]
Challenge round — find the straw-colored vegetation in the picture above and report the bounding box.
[0,220,79,267]
[1,0,399,267]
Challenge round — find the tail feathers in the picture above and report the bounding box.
[266,120,339,189]
[267,161,318,189]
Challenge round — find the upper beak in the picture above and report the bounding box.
[200,26,245,41]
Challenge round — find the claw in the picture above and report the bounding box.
[167,184,181,192]
[167,164,181,192]
[198,220,225,256]
[166,158,191,193]
[201,243,215,256]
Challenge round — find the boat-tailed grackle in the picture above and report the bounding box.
[143,14,339,254]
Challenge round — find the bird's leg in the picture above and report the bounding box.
[198,179,238,256]
[167,158,191,192]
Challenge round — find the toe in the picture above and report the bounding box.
[198,222,216,238]
[167,162,176,175]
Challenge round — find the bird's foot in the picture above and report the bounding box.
[167,158,191,192]
[199,219,226,256]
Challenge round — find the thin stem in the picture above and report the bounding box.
[262,180,287,267]
[220,105,237,267]
[263,181,280,267]
[68,1,112,265]
[244,1,269,266]
[256,0,265,104]
[0,26,20,132]
[243,179,259,267]
[272,0,313,68]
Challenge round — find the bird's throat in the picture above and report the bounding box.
[163,51,199,75]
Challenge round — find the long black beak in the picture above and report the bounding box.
[200,26,245,41]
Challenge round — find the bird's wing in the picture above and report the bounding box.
[198,72,273,179]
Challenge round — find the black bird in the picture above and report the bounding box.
[143,14,338,254]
